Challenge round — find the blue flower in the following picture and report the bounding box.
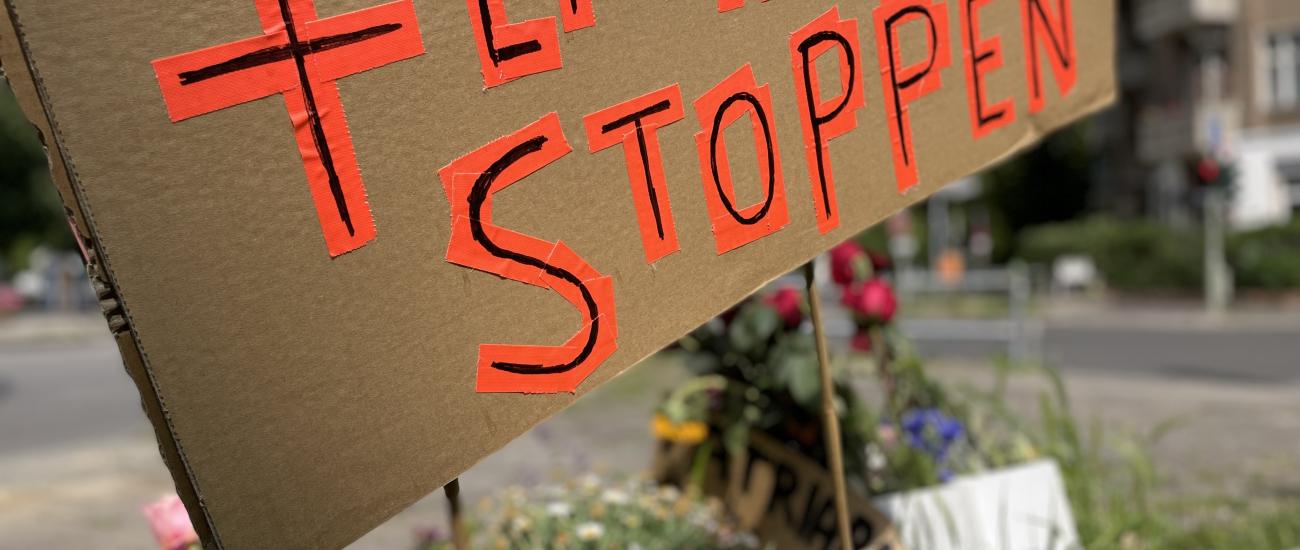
[938,416,964,442]
[900,408,965,483]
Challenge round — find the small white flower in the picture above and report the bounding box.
[579,473,601,493]
[657,485,681,502]
[505,486,527,505]
[511,515,533,532]
[601,488,630,505]
[866,444,887,471]
[546,501,572,517]
[575,521,605,541]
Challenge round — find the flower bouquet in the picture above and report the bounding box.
[653,239,1078,549]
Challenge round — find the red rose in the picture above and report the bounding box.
[851,330,873,352]
[855,278,897,325]
[868,250,893,272]
[839,280,862,309]
[764,286,803,328]
[830,241,866,286]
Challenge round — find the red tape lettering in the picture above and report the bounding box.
[584,85,686,264]
[438,113,618,393]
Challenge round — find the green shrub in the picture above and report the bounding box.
[1228,219,1300,290]
[1019,217,1300,292]
[1019,218,1202,291]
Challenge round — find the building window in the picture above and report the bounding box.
[1263,31,1300,112]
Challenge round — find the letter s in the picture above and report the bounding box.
[438,113,617,393]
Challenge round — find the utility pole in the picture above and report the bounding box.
[1203,183,1231,314]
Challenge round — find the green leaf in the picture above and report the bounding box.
[728,303,781,356]
[722,422,750,457]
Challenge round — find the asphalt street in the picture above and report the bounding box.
[914,321,1300,385]
[0,319,1296,454]
[0,339,149,454]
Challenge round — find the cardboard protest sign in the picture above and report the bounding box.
[1,0,1113,547]
[653,431,902,549]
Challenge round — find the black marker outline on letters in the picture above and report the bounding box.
[797,30,857,219]
[600,99,673,239]
[175,0,406,237]
[709,92,776,226]
[884,4,940,167]
[468,136,599,375]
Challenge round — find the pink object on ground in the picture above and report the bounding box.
[143,494,198,550]
[0,284,22,313]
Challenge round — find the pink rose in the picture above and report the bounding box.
[877,423,898,446]
[855,278,897,325]
[143,494,198,550]
[829,241,866,286]
[764,286,803,328]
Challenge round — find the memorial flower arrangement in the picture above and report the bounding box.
[657,282,879,485]
[655,240,1016,496]
[413,475,760,550]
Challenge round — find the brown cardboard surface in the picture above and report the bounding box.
[737,433,900,550]
[0,0,1113,548]
[652,432,901,549]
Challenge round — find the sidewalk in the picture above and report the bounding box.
[0,312,110,345]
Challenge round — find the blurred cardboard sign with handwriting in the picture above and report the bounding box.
[1,0,1112,547]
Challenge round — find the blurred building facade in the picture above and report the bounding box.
[1113,0,1300,229]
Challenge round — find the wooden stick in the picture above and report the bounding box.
[803,263,854,550]
[444,478,468,550]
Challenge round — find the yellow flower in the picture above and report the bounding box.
[651,414,708,444]
[673,497,692,517]
[622,514,642,529]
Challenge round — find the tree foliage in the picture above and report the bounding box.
[982,123,1096,263]
[0,78,70,275]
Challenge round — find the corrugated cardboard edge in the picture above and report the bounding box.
[0,4,222,549]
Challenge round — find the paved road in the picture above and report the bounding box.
[1,316,1296,456]
[0,338,149,454]
[909,321,1300,385]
